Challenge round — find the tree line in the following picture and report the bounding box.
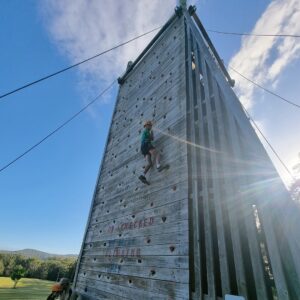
[0,253,77,282]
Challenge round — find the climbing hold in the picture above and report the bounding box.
[162,216,167,223]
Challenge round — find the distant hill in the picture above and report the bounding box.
[0,248,77,260]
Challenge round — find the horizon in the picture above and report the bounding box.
[0,247,78,256]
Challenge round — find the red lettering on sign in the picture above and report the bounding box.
[107,225,114,234]
[106,247,141,257]
[149,217,154,225]
[107,217,155,234]
[144,218,148,227]
[138,220,143,228]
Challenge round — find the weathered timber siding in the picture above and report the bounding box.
[73,12,190,300]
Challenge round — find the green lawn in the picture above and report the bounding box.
[0,277,54,300]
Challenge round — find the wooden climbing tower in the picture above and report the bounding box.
[72,4,300,300]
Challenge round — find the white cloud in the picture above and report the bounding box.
[40,0,176,99]
[229,0,300,109]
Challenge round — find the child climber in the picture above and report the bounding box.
[139,120,168,185]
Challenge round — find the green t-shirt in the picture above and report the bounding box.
[141,128,152,144]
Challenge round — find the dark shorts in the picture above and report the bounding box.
[141,142,155,156]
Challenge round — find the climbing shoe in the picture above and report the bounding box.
[139,175,150,185]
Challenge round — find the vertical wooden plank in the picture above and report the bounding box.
[185,14,217,299]
[258,207,289,299]
[200,51,231,297]
[184,14,203,299]
[243,205,271,299]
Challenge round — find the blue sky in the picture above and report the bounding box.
[0,0,299,254]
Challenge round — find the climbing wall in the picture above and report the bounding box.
[73,5,300,300]
[73,10,191,300]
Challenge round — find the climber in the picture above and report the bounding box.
[138,120,169,185]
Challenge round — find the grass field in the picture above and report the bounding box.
[0,277,54,300]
